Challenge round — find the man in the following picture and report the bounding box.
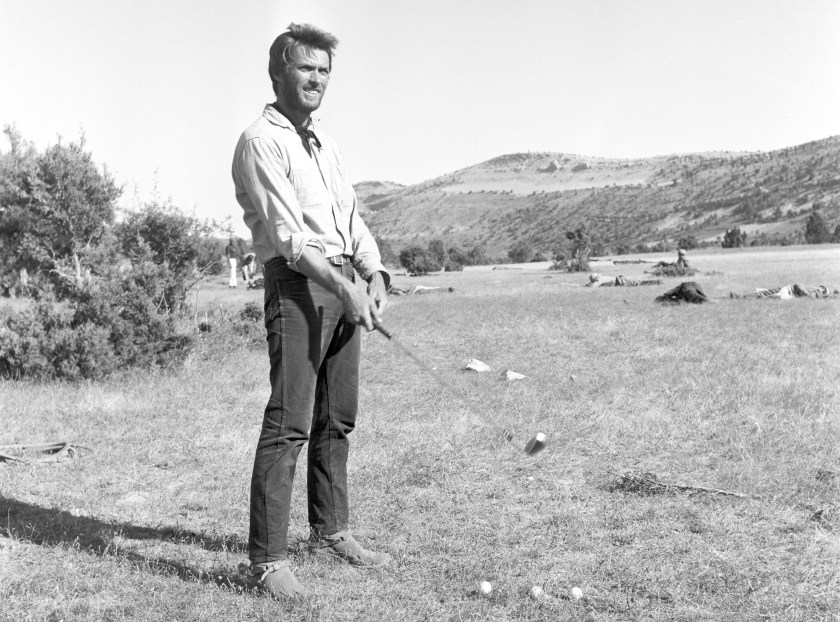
[225,237,238,287]
[231,23,391,599]
[240,251,257,287]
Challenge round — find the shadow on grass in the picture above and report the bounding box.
[0,495,253,590]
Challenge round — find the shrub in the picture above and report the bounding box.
[465,245,490,266]
[648,263,697,278]
[240,301,263,322]
[567,257,591,273]
[507,240,533,263]
[374,235,399,267]
[722,227,747,248]
[804,212,831,244]
[116,201,215,311]
[444,260,463,272]
[677,236,699,250]
[0,264,192,381]
[399,246,441,275]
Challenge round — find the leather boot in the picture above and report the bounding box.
[308,529,391,567]
[248,560,311,599]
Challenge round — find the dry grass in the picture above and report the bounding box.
[2,245,839,621]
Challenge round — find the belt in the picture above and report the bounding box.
[327,255,352,266]
[265,255,351,268]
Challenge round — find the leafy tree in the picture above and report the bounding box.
[465,244,490,266]
[427,239,446,266]
[399,246,441,275]
[507,239,533,263]
[31,138,120,283]
[195,235,227,276]
[116,200,216,311]
[804,211,831,244]
[0,127,39,293]
[374,235,398,266]
[0,128,202,380]
[447,246,469,265]
[677,235,699,250]
[565,224,592,271]
[722,227,747,248]
[1,126,120,288]
[832,224,840,244]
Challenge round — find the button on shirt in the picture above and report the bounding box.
[232,104,389,284]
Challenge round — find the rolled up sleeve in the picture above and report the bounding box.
[348,194,391,289]
[234,137,325,263]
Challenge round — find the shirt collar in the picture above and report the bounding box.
[262,103,319,132]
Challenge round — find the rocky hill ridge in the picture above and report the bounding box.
[355,136,840,257]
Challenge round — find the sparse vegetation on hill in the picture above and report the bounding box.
[355,136,840,261]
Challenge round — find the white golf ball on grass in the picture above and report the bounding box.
[479,580,492,596]
[570,586,584,600]
[529,585,544,600]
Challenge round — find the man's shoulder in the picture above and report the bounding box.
[238,113,281,144]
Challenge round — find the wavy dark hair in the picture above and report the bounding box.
[268,23,339,95]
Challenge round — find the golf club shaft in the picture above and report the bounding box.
[375,323,535,453]
[374,324,470,404]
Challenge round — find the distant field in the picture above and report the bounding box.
[1,245,838,621]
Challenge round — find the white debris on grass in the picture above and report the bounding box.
[503,370,525,381]
[465,359,491,373]
[116,492,147,506]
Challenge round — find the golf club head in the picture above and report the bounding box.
[524,433,547,456]
[503,430,547,456]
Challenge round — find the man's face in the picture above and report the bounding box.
[275,45,331,123]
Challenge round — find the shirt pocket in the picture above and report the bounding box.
[327,162,355,213]
[291,166,329,208]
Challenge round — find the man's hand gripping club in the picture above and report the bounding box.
[295,246,388,330]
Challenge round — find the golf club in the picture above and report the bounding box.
[374,323,547,456]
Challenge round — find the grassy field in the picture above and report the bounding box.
[2,245,839,621]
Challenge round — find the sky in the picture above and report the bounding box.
[1,0,839,236]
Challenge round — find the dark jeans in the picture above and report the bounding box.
[249,257,360,564]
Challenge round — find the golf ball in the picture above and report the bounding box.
[479,581,492,595]
[570,586,583,600]
[529,585,543,600]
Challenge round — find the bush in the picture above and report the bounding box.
[567,257,591,272]
[0,264,193,381]
[804,212,831,244]
[399,246,442,275]
[444,260,463,272]
[374,235,399,267]
[116,201,215,311]
[722,227,747,248]
[677,236,699,250]
[0,129,209,381]
[648,263,697,278]
[240,301,263,322]
[465,245,490,266]
[507,240,533,263]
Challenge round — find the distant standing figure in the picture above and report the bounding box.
[241,251,257,286]
[225,238,238,287]
[676,248,689,268]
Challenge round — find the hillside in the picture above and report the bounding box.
[355,136,840,258]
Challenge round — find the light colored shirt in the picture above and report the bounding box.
[232,104,389,284]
